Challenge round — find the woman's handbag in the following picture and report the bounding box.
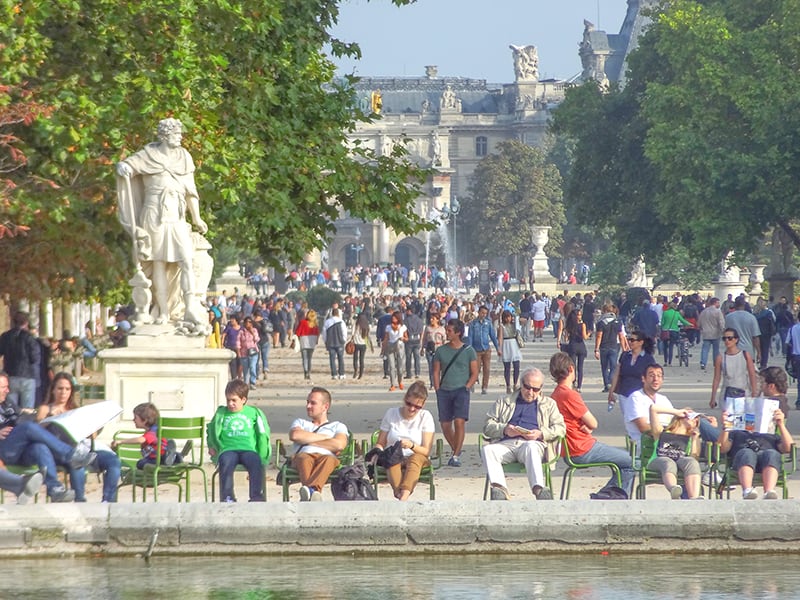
[345,339,356,355]
[515,330,525,348]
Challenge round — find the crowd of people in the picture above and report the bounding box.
[1,280,797,504]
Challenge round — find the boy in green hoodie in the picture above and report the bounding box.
[207,379,271,502]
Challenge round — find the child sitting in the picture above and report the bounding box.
[207,380,271,502]
[648,404,703,499]
[111,402,181,468]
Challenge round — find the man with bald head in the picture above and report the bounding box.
[481,367,565,500]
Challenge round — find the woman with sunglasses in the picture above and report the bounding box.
[607,332,656,412]
[374,381,435,500]
[710,328,757,409]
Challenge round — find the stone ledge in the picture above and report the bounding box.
[1,501,799,557]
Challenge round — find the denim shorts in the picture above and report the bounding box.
[436,386,470,422]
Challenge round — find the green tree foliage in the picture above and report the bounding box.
[552,0,800,271]
[2,0,425,303]
[459,140,564,265]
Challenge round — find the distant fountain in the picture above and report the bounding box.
[437,221,456,288]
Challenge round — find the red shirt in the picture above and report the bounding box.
[551,383,596,458]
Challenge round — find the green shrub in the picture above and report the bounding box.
[306,286,342,315]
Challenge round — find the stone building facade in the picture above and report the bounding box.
[311,1,647,273]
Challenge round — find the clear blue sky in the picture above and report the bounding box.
[331,0,630,82]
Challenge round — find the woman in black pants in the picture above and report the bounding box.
[564,308,589,391]
[351,312,372,379]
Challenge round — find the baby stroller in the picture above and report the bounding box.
[677,328,692,367]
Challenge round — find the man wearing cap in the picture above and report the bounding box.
[698,297,726,370]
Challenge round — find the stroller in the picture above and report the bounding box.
[677,328,692,367]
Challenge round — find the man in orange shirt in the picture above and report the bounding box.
[549,352,635,498]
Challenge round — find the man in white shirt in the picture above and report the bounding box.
[289,387,349,501]
[622,364,674,445]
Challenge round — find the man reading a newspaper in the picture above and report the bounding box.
[717,406,794,500]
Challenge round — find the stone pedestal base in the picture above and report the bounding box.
[714,281,745,302]
[768,274,798,303]
[100,332,234,428]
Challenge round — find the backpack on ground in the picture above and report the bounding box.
[331,461,377,501]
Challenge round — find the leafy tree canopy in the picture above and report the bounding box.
[1,0,425,303]
[551,0,800,272]
[459,139,565,265]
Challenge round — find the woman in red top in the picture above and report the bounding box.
[295,309,320,380]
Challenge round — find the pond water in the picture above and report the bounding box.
[5,553,792,599]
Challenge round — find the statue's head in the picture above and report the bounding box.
[157,118,183,147]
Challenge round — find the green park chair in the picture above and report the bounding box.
[275,434,356,502]
[560,436,623,499]
[362,430,442,500]
[477,434,560,500]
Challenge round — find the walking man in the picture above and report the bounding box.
[466,306,500,395]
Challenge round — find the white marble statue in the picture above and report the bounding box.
[718,252,741,283]
[510,44,539,81]
[430,130,442,166]
[627,256,648,287]
[116,118,209,328]
[440,85,459,111]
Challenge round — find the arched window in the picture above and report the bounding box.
[475,136,488,157]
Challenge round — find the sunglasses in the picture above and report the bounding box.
[722,336,737,341]
[521,383,542,392]
[404,400,425,410]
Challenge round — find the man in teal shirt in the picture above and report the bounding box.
[207,379,271,502]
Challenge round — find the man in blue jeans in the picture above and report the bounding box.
[549,352,636,498]
[0,372,95,502]
[466,306,500,395]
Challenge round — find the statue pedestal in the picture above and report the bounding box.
[768,274,798,303]
[714,281,745,301]
[100,332,234,428]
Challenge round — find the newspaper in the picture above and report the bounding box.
[40,401,123,443]
[724,396,780,433]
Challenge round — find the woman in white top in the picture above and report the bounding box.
[497,309,523,394]
[375,381,435,500]
[710,327,757,409]
[382,310,408,391]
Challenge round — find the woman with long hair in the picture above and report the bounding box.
[351,312,372,380]
[608,331,656,411]
[421,313,446,389]
[382,311,408,392]
[497,309,522,394]
[295,309,320,380]
[37,372,121,502]
[564,308,589,391]
[710,327,757,409]
[648,403,703,499]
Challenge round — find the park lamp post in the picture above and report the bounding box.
[424,209,440,291]
[350,227,365,266]
[438,196,461,287]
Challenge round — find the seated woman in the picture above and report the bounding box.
[37,372,121,502]
[647,404,703,499]
[718,407,794,499]
[374,381,435,500]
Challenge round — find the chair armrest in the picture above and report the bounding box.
[431,438,444,469]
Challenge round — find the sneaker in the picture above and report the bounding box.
[310,490,323,502]
[299,485,312,502]
[69,445,96,470]
[223,496,236,503]
[481,389,487,395]
[764,489,779,500]
[163,439,177,466]
[743,487,758,500]
[447,455,462,467]
[339,374,346,380]
[17,472,43,505]
[670,485,683,500]
[700,364,706,370]
[490,486,509,501]
[601,386,609,393]
[389,386,396,392]
[49,485,75,503]
[534,486,553,500]
[398,383,404,390]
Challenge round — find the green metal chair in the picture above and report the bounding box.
[717,443,796,499]
[210,443,273,502]
[362,430,442,500]
[77,384,105,405]
[630,434,718,499]
[115,415,208,502]
[0,464,42,504]
[275,434,355,501]
[478,434,560,500]
[560,436,623,499]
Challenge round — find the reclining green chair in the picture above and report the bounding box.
[275,434,356,501]
[362,430,443,500]
[560,436,622,499]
